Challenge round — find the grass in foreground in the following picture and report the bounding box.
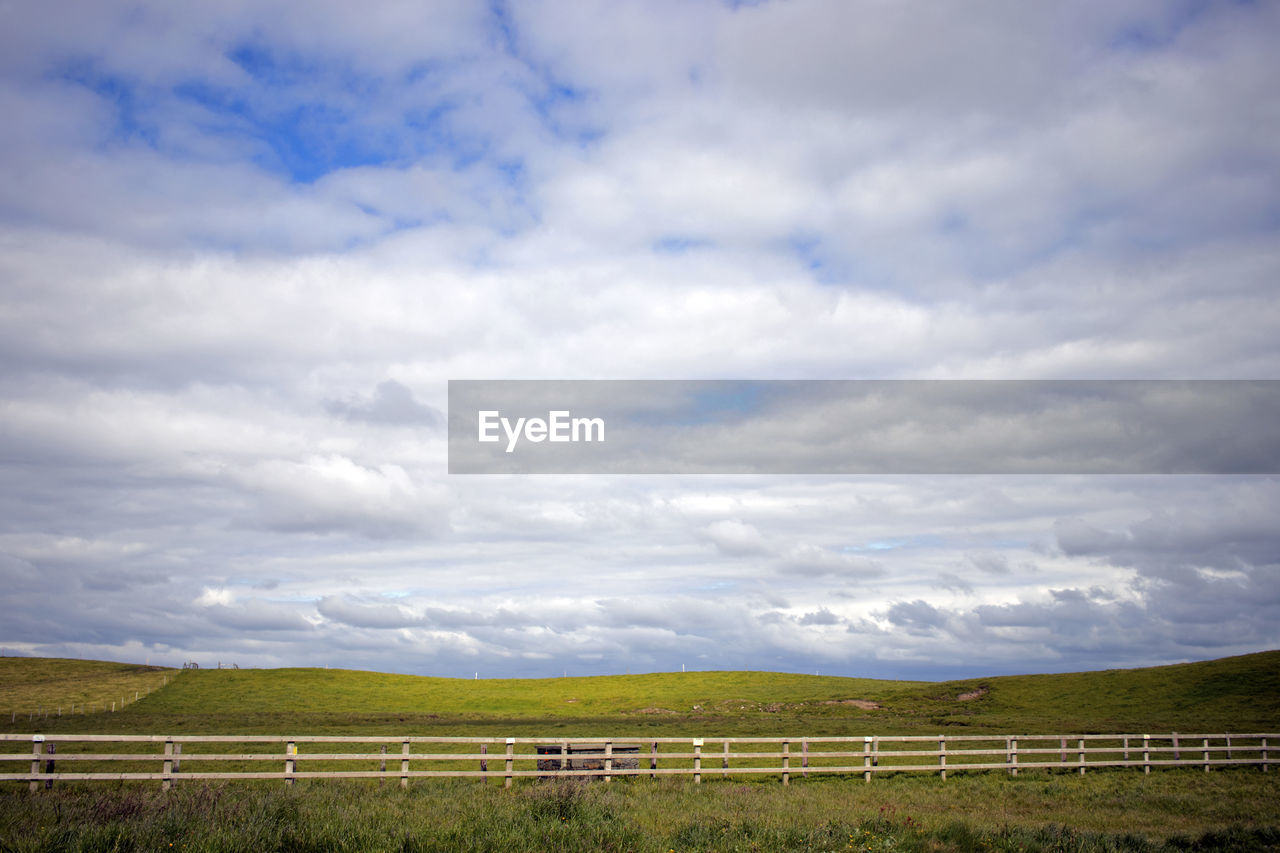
[1,769,1277,852]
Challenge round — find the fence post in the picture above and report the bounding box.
[1060,737,1066,767]
[163,739,174,791]
[782,739,790,786]
[693,738,702,784]
[1172,732,1180,761]
[379,744,387,785]
[1263,737,1268,772]
[1123,736,1129,763]
[722,740,729,777]
[650,741,658,778]
[939,736,946,781]
[863,736,872,783]
[559,741,567,776]
[481,743,488,775]
[504,738,514,789]
[802,739,808,778]
[1203,738,1210,772]
[400,740,410,789]
[1010,737,1018,776]
[30,735,43,793]
[285,742,295,786]
[605,741,613,783]
[1143,735,1150,775]
[1225,734,1232,761]
[44,743,56,790]
[1078,738,1086,775]
[174,742,182,777]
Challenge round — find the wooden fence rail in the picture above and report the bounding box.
[1,733,1274,790]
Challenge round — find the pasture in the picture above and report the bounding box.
[1,651,1278,851]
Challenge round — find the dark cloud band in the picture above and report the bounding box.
[449,380,1280,474]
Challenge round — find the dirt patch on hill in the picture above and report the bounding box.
[633,707,677,715]
[956,687,989,701]
[821,699,882,710]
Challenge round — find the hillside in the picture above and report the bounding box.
[3,651,1277,736]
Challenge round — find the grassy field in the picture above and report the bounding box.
[5,649,1278,736]
[0,658,173,722]
[1,652,1277,851]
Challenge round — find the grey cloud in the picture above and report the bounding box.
[798,608,840,626]
[317,595,423,629]
[326,380,442,428]
[886,600,946,634]
[966,552,1010,575]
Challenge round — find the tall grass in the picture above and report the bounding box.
[2,771,1278,852]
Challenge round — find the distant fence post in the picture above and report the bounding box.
[504,738,514,789]
[693,738,702,784]
[782,739,790,786]
[163,739,174,791]
[938,736,946,781]
[1143,735,1150,774]
[285,741,295,786]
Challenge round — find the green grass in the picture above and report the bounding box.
[0,658,173,722]
[1,772,1278,852]
[5,650,1277,737]
[2,652,1277,851]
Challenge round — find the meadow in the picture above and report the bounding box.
[1,651,1278,851]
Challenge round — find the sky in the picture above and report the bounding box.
[1,0,1278,681]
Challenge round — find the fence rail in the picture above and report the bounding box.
[2,733,1274,790]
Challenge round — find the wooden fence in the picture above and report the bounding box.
[2,733,1274,791]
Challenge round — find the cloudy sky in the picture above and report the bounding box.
[2,0,1278,681]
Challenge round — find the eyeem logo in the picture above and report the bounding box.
[477,410,605,453]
